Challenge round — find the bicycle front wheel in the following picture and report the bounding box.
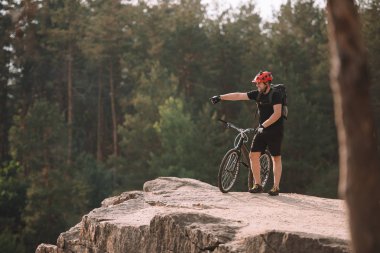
[218,149,241,193]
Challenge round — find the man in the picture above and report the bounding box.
[210,71,283,196]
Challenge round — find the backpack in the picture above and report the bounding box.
[256,84,288,119]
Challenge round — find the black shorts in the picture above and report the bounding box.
[250,129,283,156]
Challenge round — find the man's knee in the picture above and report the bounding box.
[272,155,282,163]
[249,152,261,160]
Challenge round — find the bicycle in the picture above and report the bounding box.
[217,119,273,193]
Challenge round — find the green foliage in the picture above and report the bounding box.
[0,229,25,253]
[360,0,380,150]
[0,161,26,229]
[10,100,67,172]
[151,97,233,185]
[0,161,26,253]
[73,153,113,210]
[117,62,179,189]
[151,97,197,177]
[191,104,232,184]
[22,169,70,250]
[0,2,13,163]
[8,100,68,250]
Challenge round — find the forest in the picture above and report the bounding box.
[1,0,379,252]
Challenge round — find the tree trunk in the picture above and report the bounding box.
[0,9,11,163]
[67,44,73,165]
[327,1,380,253]
[109,61,118,157]
[97,67,104,162]
[0,78,10,163]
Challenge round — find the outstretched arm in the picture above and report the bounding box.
[220,92,249,101]
[210,92,249,104]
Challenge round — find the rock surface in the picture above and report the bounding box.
[36,177,350,253]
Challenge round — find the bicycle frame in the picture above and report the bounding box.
[232,134,250,169]
[217,119,273,193]
[219,119,255,169]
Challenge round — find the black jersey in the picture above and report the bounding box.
[247,89,284,131]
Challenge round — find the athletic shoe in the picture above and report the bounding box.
[249,184,263,193]
[268,186,280,196]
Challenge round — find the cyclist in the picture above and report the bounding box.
[210,71,283,196]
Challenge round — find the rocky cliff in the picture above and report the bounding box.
[36,177,350,253]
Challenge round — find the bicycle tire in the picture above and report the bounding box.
[260,151,273,191]
[218,149,241,193]
[247,150,273,191]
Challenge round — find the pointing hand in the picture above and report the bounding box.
[210,95,221,104]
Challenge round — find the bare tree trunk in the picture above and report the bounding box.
[109,61,118,157]
[1,7,13,163]
[0,79,10,162]
[97,67,104,161]
[67,44,73,165]
[327,1,380,253]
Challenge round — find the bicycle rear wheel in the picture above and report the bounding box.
[218,149,241,193]
[248,150,273,190]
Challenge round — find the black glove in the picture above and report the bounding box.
[257,124,264,134]
[210,95,221,104]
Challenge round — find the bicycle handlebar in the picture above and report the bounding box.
[218,119,256,134]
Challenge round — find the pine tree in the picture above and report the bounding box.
[118,62,179,189]
[10,100,69,251]
[360,0,380,149]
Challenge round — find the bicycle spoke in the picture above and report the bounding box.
[222,172,233,188]
[226,154,236,169]
[222,154,237,187]
[218,150,241,192]
[260,153,271,187]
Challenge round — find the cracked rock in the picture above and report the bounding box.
[36,177,350,253]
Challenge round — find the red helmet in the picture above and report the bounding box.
[252,71,273,83]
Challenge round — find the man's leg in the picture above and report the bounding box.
[249,151,262,185]
[249,132,266,193]
[272,155,282,188]
[267,129,283,195]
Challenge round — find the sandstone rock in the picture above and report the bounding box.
[35,244,58,253]
[36,177,350,253]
